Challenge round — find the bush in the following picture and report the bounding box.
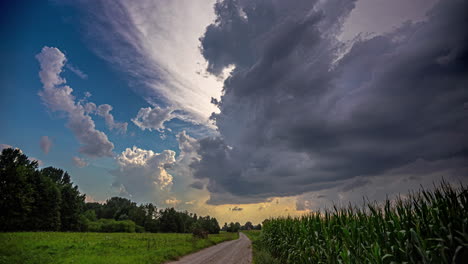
[135,225,145,233]
[192,228,208,239]
[192,222,208,239]
[87,220,102,232]
[87,219,137,233]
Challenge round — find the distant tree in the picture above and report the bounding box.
[244,221,254,230]
[143,203,159,232]
[222,222,228,231]
[227,222,240,232]
[101,197,135,220]
[254,224,262,230]
[159,208,180,232]
[128,204,147,227]
[83,209,97,222]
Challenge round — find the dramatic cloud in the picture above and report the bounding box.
[96,104,128,134]
[339,0,439,41]
[190,181,205,190]
[40,136,52,154]
[36,46,115,157]
[192,0,468,204]
[112,146,176,202]
[132,106,175,132]
[295,157,468,211]
[72,156,88,168]
[72,0,230,126]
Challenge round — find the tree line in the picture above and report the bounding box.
[0,148,221,234]
[221,221,262,232]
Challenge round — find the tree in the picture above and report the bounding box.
[243,221,254,230]
[227,222,240,232]
[159,208,180,232]
[28,171,61,230]
[41,167,85,231]
[0,148,37,231]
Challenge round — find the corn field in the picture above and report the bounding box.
[262,182,468,263]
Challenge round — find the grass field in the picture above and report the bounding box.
[0,231,238,264]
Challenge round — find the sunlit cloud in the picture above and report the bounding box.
[75,0,229,127]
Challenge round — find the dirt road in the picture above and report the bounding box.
[167,232,252,264]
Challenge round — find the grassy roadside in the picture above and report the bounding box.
[242,230,280,264]
[0,231,238,264]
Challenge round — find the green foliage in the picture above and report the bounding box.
[0,232,239,264]
[28,171,61,231]
[261,182,468,264]
[0,148,37,231]
[192,222,209,239]
[0,148,85,232]
[243,230,280,264]
[93,219,136,233]
[225,222,241,232]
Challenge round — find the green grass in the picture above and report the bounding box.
[0,231,238,264]
[262,182,468,263]
[243,230,280,264]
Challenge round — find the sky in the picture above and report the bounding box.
[1,0,467,225]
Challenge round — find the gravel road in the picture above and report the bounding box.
[166,232,252,264]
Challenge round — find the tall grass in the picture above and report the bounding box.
[262,181,468,263]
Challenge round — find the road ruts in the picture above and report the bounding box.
[166,232,252,264]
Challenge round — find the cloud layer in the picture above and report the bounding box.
[192,0,468,204]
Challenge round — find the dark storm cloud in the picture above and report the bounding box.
[190,181,205,190]
[231,206,243,211]
[194,0,468,204]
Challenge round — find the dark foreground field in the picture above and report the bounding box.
[0,232,238,264]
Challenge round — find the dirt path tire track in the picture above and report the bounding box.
[166,232,252,264]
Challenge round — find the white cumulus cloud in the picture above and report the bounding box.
[96,104,128,134]
[112,146,176,202]
[131,106,175,132]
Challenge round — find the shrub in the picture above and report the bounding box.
[135,224,145,233]
[192,222,208,239]
[87,219,137,233]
